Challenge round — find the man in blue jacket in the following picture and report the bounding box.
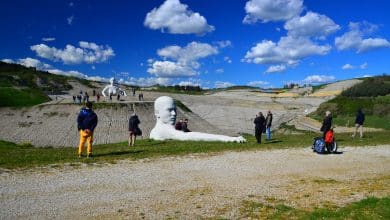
[77,102,98,158]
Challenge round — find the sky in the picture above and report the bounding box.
[1,0,390,88]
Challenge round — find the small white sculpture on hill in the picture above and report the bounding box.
[101,78,127,97]
[150,96,246,143]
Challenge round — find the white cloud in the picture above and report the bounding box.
[147,60,197,78]
[1,59,14,63]
[284,11,340,38]
[244,35,331,65]
[47,68,86,79]
[360,62,368,69]
[67,15,74,25]
[148,41,218,78]
[342,63,354,70]
[303,75,335,84]
[42,37,56,42]
[18,57,51,69]
[126,77,171,87]
[216,40,232,48]
[247,80,270,87]
[265,64,286,73]
[243,0,303,24]
[215,81,235,88]
[224,56,232,63]
[30,41,115,64]
[216,68,224,73]
[144,0,214,35]
[335,22,390,53]
[2,57,52,70]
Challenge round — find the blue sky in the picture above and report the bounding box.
[1,0,390,88]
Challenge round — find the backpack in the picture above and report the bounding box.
[313,137,326,154]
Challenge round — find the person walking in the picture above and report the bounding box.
[77,102,98,158]
[128,113,141,147]
[254,112,266,144]
[265,110,273,141]
[320,110,332,139]
[352,108,365,138]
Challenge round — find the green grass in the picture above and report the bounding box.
[1,130,389,169]
[304,197,390,219]
[237,197,390,219]
[0,87,50,107]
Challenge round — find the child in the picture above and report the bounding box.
[324,128,334,153]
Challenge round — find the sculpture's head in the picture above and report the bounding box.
[154,96,176,125]
[109,77,115,85]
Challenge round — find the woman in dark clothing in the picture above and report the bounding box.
[320,111,332,139]
[254,112,266,144]
[128,113,141,147]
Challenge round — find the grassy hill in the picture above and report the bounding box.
[309,75,390,129]
[0,62,94,107]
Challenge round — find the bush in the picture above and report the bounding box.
[342,75,390,97]
[373,104,390,117]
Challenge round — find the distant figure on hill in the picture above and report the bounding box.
[72,95,76,103]
[93,89,96,96]
[265,110,273,141]
[352,108,365,138]
[117,93,120,101]
[150,96,245,142]
[96,93,100,102]
[77,102,98,158]
[254,112,266,144]
[128,113,141,147]
[320,111,332,139]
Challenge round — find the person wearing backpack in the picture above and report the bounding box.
[77,102,98,158]
[128,113,141,147]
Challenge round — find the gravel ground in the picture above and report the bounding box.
[1,145,389,219]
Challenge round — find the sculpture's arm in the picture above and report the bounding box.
[150,124,245,143]
[101,86,108,97]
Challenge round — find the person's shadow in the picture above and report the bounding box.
[93,150,145,157]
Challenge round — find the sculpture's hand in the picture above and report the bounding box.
[233,136,246,143]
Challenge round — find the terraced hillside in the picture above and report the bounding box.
[0,102,223,147]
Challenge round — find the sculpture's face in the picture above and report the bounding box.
[154,96,176,125]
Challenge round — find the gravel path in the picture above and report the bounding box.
[1,145,389,219]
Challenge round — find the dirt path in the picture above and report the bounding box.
[1,145,389,219]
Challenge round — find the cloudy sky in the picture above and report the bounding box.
[1,0,389,88]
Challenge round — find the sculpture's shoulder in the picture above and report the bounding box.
[150,123,176,140]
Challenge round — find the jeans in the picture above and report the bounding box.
[266,127,271,140]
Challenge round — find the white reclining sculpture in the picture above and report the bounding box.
[101,77,127,97]
[150,96,246,143]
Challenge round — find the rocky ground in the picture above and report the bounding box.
[1,145,389,219]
